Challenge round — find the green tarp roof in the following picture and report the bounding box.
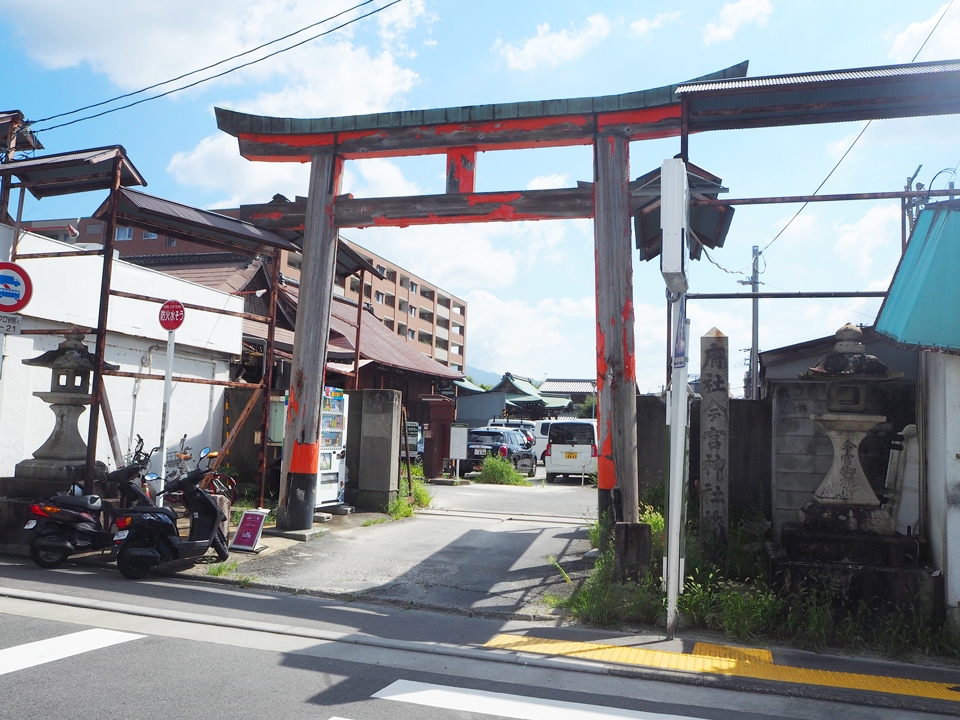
[876,201,960,350]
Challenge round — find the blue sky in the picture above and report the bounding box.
[3,1,959,392]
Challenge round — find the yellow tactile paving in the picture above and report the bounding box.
[693,641,773,664]
[483,634,960,702]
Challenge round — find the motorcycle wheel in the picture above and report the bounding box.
[117,539,154,580]
[30,533,68,569]
[212,529,229,562]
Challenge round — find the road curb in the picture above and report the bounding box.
[1,585,957,716]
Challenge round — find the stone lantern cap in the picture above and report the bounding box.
[22,334,118,372]
[800,323,902,380]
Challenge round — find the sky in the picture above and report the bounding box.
[2,0,959,394]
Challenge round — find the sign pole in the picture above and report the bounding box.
[157,328,176,506]
[157,300,186,504]
[659,158,691,640]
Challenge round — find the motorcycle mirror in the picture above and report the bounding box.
[199,447,211,459]
[143,473,159,482]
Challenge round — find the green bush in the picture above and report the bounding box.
[411,477,433,508]
[387,493,414,519]
[474,455,530,486]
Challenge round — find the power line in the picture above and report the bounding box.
[758,0,954,259]
[32,0,379,126]
[33,0,403,134]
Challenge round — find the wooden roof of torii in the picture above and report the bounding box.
[215,62,750,161]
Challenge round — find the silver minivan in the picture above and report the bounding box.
[544,420,598,482]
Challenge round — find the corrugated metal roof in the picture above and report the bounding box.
[875,201,960,351]
[96,188,297,255]
[139,256,261,293]
[677,59,960,93]
[677,59,960,131]
[0,146,142,198]
[539,379,596,394]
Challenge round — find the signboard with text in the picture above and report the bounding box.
[159,300,185,331]
[229,509,269,553]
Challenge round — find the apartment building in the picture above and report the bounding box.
[22,218,467,372]
[333,239,467,372]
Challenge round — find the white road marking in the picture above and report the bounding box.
[373,680,696,719]
[0,628,144,676]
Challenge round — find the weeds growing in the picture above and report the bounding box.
[207,560,238,577]
[473,455,531,486]
[555,501,960,660]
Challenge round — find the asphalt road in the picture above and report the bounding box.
[0,568,943,720]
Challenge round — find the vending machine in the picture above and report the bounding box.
[316,386,349,508]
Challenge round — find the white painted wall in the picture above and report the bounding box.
[0,228,244,479]
[923,351,960,623]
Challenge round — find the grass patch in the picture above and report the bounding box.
[207,560,238,577]
[388,493,415,519]
[473,455,531,486]
[362,517,388,527]
[555,502,960,660]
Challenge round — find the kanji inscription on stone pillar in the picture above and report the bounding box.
[700,328,729,562]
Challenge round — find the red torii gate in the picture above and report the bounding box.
[216,62,749,529]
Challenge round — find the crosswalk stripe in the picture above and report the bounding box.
[372,679,695,719]
[0,629,144,676]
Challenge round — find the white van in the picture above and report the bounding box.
[544,420,598,482]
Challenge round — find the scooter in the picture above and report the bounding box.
[113,447,229,580]
[23,436,159,569]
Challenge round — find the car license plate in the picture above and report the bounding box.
[565,452,578,460]
[23,519,36,530]
[114,530,129,541]
[474,448,487,456]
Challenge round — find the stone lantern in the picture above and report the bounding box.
[799,324,901,535]
[15,334,117,484]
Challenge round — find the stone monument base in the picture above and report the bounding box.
[799,500,895,535]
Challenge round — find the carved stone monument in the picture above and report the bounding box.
[700,327,729,562]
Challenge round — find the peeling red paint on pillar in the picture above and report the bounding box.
[622,297,636,383]
[597,419,616,490]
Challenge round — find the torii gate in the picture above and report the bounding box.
[217,56,960,534]
[216,62,750,531]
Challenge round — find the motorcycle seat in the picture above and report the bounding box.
[124,505,179,522]
[106,465,143,483]
[54,494,102,512]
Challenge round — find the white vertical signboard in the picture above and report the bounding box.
[660,158,691,640]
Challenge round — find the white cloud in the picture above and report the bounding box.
[889,3,960,62]
[494,15,611,71]
[377,0,435,56]
[527,174,571,190]
[834,205,901,274]
[826,129,867,159]
[168,133,309,208]
[343,158,421,198]
[631,11,682,36]
[464,289,595,378]
[703,0,772,46]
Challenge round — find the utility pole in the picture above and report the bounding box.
[737,245,760,399]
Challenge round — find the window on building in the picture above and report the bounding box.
[386,269,396,282]
[409,305,416,316]
[410,282,418,294]
[376,265,386,275]
[86,224,102,235]
[408,329,415,340]
[334,275,345,288]
[384,319,394,331]
[400,275,409,289]
[349,277,360,293]
[165,236,176,247]
[452,345,461,355]
[452,324,463,335]
[364,284,372,299]
[142,231,158,240]
[114,227,133,241]
[375,291,384,304]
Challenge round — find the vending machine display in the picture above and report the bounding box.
[316,386,348,507]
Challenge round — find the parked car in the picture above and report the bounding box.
[544,420,598,483]
[488,419,543,461]
[466,428,537,476]
[535,420,552,463]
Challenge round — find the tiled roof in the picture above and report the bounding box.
[141,256,261,293]
[540,379,596,394]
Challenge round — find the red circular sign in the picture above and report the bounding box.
[0,261,33,313]
[159,300,185,330]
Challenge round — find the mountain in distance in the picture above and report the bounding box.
[464,365,502,388]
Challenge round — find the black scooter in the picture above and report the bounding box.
[23,436,159,569]
[113,447,229,579]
